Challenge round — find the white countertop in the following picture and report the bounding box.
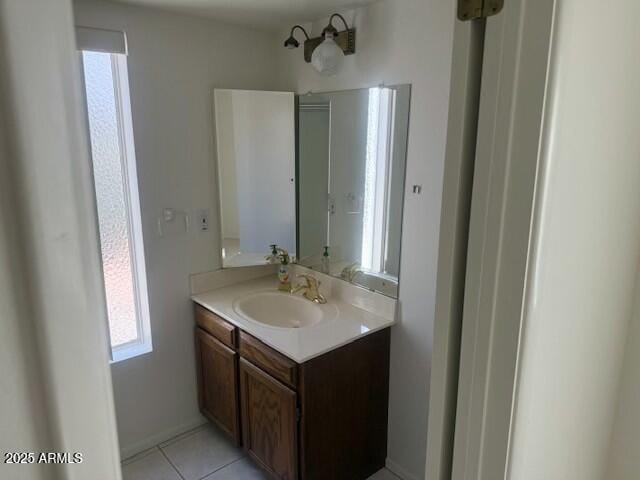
[191,275,395,363]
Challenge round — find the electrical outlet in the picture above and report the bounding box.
[197,209,210,232]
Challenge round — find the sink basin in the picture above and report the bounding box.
[233,291,336,329]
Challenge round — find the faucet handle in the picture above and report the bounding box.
[296,273,319,287]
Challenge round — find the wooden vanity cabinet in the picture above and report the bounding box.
[239,330,298,388]
[195,329,241,445]
[297,328,390,480]
[195,304,236,348]
[240,358,298,480]
[194,303,391,480]
[194,306,241,445]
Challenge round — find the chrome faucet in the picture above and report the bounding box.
[292,274,327,304]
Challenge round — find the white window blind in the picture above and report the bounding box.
[76,26,127,55]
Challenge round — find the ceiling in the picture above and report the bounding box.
[97,0,378,30]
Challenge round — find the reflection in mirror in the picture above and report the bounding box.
[214,89,296,268]
[297,85,410,298]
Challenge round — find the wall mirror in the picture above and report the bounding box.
[214,89,296,267]
[297,85,411,298]
[214,85,410,299]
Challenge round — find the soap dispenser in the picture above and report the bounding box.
[277,249,291,292]
[321,246,331,274]
[266,244,280,264]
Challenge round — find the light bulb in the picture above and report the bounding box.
[311,32,344,76]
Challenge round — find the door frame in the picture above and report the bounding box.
[424,16,485,480]
[446,0,557,479]
[0,1,122,479]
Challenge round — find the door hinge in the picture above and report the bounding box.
[458,0,504,21]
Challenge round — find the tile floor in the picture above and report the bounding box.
[121,423,401,480]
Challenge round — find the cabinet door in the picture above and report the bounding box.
[195,327,241,445]
[239,358,298,480]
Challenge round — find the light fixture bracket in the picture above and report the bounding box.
[303,28,356,63]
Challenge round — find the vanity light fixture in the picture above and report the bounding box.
[284,13,356,76]
[284,25,310,49]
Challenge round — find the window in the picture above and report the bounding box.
[361,87,396,273]
[81,49,151,362]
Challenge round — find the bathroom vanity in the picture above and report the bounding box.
[192,273,395,480]
[192,83,410,479]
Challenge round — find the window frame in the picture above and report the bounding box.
[81,50,152,363]
[361,87,396,274]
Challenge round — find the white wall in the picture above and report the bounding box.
[1,0,122,477]
[278,1,456,477]
[607,276,640,480]
[507,0,640,478]
[73,0,282,456]
[0,57,54,480]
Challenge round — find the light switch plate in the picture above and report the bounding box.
[163,208,175,222]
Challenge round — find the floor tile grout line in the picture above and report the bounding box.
[121,445,160,465]
[196,454,246,480]
[158,423,209,449]
[158,447,187,480]
[122,424,208,467]
[153,424,245,480]
[121,423,389,480]
[119,421,388,480]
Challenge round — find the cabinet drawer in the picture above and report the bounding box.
[195,304,236,349]
[239,331,298,389]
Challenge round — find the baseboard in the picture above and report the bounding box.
[120,417,208,461]
[386,458,421,480]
